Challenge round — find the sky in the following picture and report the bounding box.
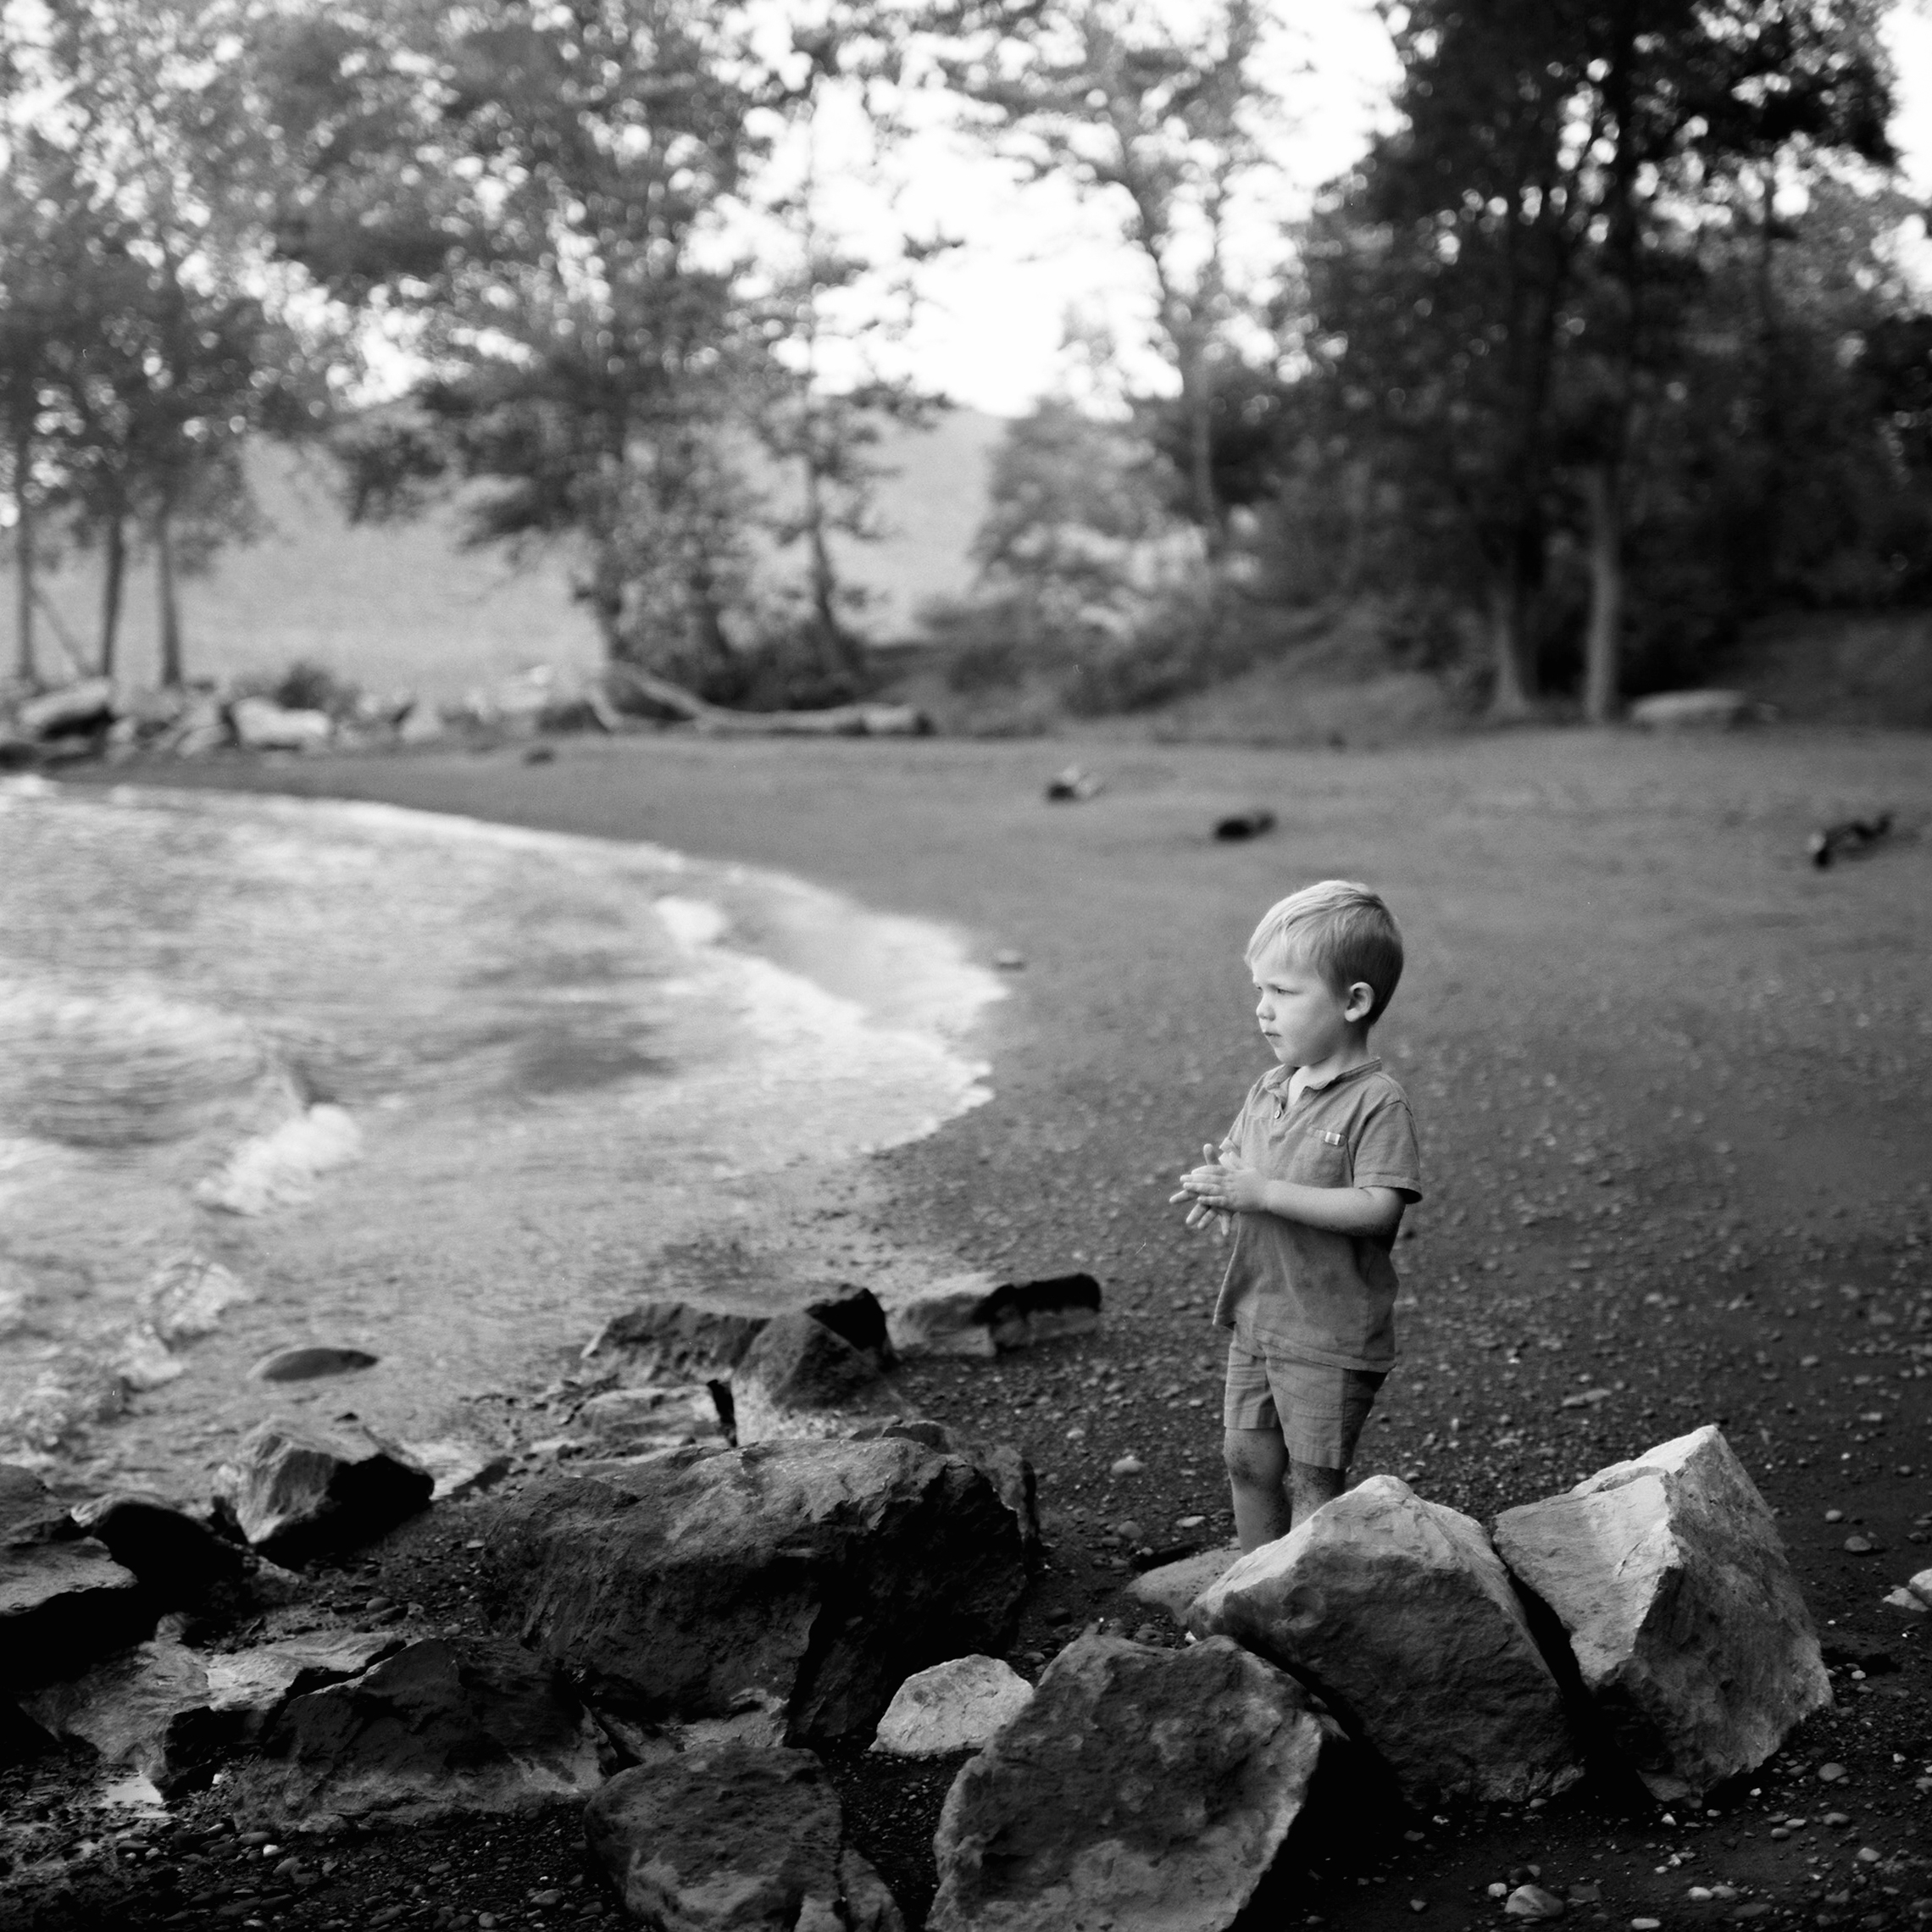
[820,0,1932,419]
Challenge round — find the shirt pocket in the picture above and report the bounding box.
[1282,1125,1352,1187]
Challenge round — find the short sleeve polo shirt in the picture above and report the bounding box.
[1209,1058,1424,1373]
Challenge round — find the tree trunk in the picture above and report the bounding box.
[1485,573,1533,721]
[1581,463,1624,723]
[98,513,126,678]
[802,458,858,679]
[1753,158,1785,599]
[1185,353,1223,561]
[12,430,35,687]
[156,508,184,688]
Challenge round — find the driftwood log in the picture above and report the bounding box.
[602,663,930,738]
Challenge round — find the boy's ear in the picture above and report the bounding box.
[1344,980,1375,1024]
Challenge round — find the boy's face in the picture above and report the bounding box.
[1250,946,1369,1069]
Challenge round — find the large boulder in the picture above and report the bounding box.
[586,1742,903,1932]
[929,1635,1328,1932]
[482,1435,1029,1744]
[869,1656,1033,1759]
[212,1422,433,1566]
[1491,1425,1830,1801]
[231,1635,602,1827]
[1191,1476,1583,1807]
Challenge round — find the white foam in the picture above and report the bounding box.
[194,1103,364,1215]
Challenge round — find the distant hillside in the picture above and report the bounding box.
[17,410,1004,702]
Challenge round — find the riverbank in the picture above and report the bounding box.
[19,723,1932,1930]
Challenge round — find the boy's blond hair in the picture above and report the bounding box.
[1246,880,1405,1027]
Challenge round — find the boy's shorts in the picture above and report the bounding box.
[1223,1339,1386,1469]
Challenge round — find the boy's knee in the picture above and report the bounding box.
[1223,1430,1286,1489]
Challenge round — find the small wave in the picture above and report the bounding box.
[193,1103,364,1215]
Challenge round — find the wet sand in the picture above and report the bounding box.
[50,724,1932,1929]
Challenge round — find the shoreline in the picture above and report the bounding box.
[0,778,1000,1496]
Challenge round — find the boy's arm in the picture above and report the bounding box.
[1174,1158,1407,1240]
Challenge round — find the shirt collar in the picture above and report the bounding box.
[1263,1056,1382,1101]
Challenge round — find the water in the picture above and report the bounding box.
[0,778,1000,1485]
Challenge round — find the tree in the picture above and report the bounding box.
[1307,0,1896,719]
[264,0,780,688]
[945,0,1270,553]
[1558,0,1895,720]
[743,13,948,687]
[2,0,327,686]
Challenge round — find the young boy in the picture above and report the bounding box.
[1172,880,1422,1550]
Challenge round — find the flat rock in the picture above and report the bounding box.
[481,1434,1029,1744]
[231,1635,602,1827]
[1628,689,1750,730]
[1191,1475,1582,1807]
[212,1422,433,1566]
[929,1635,1328,1932]
[1124,1546,1241,1621]
[569,1385,723,1456]
[230,696,332,750]
[581,1300,770,1379]
[730,1313,890,1446]
[69,1493,248,1601]
[586,1742,902,1931]
[19,677,117,739]
[869,1656,1034,1758]
[0,1538,148,1691]
[882,1273,1101,1359]
[1491,1425,1830,1800]
[250,1344,379,1382]
[19,1627,399,1795]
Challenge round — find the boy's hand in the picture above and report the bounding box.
[1174,1146,1270,1216]
[1169,1142,1241,1236]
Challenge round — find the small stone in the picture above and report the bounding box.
[1843,1537,1877,1554]
[1630,1919,1662,1929]
[869,1657,1034,1758]
[1504,1884,1566,1918]
[1821,1812,1850,1826]
[993,951,1025,972]
[1109,1455,1145,1477]
[1817,1763,1847,1783]
[1906,1568,1932,1607]
[250,1346,379,1384]
[1824,1510,1845,1524]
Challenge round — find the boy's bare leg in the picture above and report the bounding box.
[1288,1460,1346,1530]
[1224,1428,1291,1551]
